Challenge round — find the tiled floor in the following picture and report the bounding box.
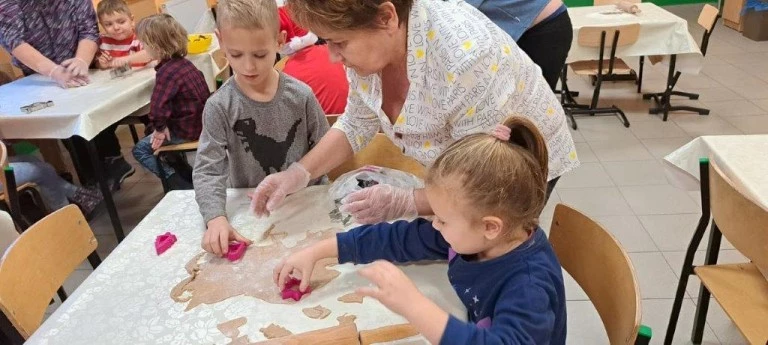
[50,4,767,344]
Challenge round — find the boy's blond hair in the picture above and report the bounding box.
[96,0,132,19]
[136,14,188,60]
[216,0,279,34]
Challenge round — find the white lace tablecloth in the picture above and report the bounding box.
[664,135,768,280]
[567,3,703,74]
[0,45,221,141]
[25,186,465,344]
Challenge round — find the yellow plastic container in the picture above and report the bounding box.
[187,34,213,54]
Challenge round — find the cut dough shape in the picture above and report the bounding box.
[302,305,331,319]
[218,317,248,338]
[260,323,293,339]
[337,292,364,304]
[337,314,357,325]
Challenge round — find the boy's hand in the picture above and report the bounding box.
[202,216,252,256]
[356,261,426,317]
[250,162,311,217]
[110,56,131,68]
[151,128,171,150]
[96,52,112,70]
[273,246,318,292]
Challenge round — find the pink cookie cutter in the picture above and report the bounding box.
[226,241,248,262]
[281,277,312,301]
[155,232,177,255]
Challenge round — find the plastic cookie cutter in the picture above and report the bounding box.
[110,64,133,79]
[281,277,312,301]
[155,232,177,255]
[226,241,248,262]
[20,101,54,114]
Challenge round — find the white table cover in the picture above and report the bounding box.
[25,187,466,344]
[0,44,221,141]
[567,3,704,74]
[664,135,768,280]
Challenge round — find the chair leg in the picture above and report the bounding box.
[615,107,630,128]
[56,287,68,302]
[691,222,722,344]
[637,56,644,93]
[128,125,140,144]
[156,153,170,194]
[88,251,102,269]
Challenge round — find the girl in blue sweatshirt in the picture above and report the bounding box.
[274,116,567,345]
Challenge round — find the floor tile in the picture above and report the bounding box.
[640,214,707,252]
[701,100,766,117]
[540,189,561,221]
[558,187,634,216]
[620,185,700,215]
[573,142,597,163]
[676,88,742,103]
[705,301,750,345]
[641,298,721,345]
[641,137,694,159]
[629,120,689,139]
[62,269,93,295]
[589,138,655,162]
[673,114,743,137]
[563,269,589,301]
[594,215,659,253]
[565,300,608,345]
[752,99,768,112]
[556,162,615,189]
[723,115,768,134]
[603,160,670,186]
[728,82,768,100]
[577,117,636,142]
[629,252,681,299]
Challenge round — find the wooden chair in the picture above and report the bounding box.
[642,5,718,121]
[589,0,642,87]
[0,205,102,340]
[0,142,49,229]
[561,24,640,129]
[549,204,652,345]
[665,159,768,345]
[327,134,426,181]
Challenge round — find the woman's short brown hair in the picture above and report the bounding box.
[427,116,549,233]
[286,0,413,32]
[136,14,188,60]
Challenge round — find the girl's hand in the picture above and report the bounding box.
[356,261,426,316]
[273,246,319,292]
[151,127,171,150]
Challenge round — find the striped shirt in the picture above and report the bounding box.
[0,0,99,76]
[98,33,146,67]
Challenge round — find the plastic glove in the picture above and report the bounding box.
[61,57,89,77]
[250,162,311,217]
[340,184,417,224]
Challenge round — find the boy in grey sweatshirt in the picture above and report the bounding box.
[193,0,329,256]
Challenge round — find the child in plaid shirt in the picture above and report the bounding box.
[131,14,210,190]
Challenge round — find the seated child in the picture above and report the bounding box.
[131,14,210,190]
[94,0,152,69]
[275,116,567,344]
[193,0,329,257]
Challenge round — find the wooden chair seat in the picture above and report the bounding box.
[153,141,200,155]
[0,183,40,202]
[694,263,768,344]
[328,134,425,181]
[571,59,633,76]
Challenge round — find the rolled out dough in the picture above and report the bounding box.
[337,314,357,325]
[260,323,293,339]
[337,292,364,304]
[218,317,248,338]
[302,305,331,319]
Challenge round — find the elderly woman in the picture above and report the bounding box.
[0,0,135,188]
[250,0,579,224]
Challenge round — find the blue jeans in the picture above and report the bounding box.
[131,134,189,178]
[2,156,77,210]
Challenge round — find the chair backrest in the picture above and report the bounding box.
[327,134,426,181]
[0,205,98,339]
[0,141,8,197]
[697,4,720,56]
[578,24,641,48]
[593,0,639,6]
[0,211,18,257]
[212,49,230,84]
[549,204,641,345]
[709,162,768,273]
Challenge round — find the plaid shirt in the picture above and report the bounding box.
[151,57,210,141]
[0,0,99,76]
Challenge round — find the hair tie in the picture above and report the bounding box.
[491,124,511,141]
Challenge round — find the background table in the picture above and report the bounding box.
[25,186,465,344]
[567,3,703,74]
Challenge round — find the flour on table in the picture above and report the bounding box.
[260,323,293,339]
[302,305,331,319]
[337,292,364,304]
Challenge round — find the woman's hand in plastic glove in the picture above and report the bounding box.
[341,184,417,224]
[250,162,311,217]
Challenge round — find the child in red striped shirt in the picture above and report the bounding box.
[94,0,152,69]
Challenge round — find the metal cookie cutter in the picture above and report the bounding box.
[110,65,133,79]
[20,100,54,114]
